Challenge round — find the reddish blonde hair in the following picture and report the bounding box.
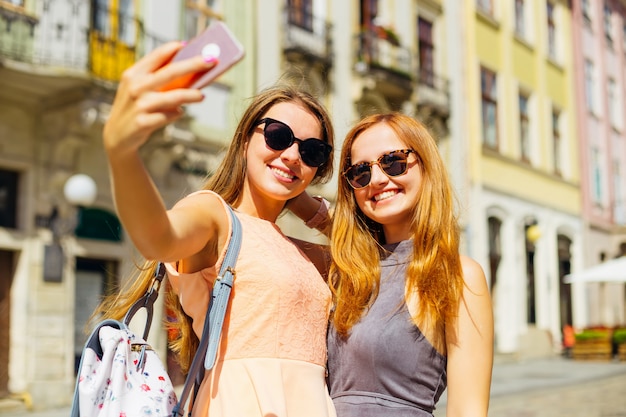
[330,113,462,351]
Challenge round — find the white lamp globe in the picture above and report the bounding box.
[64,174,97,207]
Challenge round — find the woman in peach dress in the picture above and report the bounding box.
[96,42,336,416]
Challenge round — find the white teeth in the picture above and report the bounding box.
[271,167,295,179]
[374,190,397,201]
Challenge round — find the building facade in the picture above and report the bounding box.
[0,0,254,410]
[570,0,626,328]
[461,0,582,356]
[2,0,624,411]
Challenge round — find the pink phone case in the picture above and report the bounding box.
[162,21,245,90]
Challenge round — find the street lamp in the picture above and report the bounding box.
[526,224,542,243]
[63,174,98,207]
[43,173,97,282]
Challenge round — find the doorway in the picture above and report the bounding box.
[74,257,117,373]
[0,250,15,398]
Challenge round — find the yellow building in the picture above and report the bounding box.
[464,0,581,356]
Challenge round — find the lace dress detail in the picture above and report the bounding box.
[166,191,335,417]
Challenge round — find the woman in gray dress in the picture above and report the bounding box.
[326,113,494,416]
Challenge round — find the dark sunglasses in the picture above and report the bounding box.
[256,118,332,168]
[343,149,415,189]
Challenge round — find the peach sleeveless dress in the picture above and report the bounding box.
[166,191,336,417]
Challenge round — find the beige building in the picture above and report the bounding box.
[0,0,255,410]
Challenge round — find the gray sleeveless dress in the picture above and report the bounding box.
[327,239,447,416]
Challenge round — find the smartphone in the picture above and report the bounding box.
[161,21,245,91]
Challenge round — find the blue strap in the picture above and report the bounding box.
[205,205,242,369]
[172,205,241,417]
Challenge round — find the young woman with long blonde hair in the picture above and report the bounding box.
[327,113,493,417]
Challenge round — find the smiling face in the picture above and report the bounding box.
[349,122,421,243]
[243,101,322,208]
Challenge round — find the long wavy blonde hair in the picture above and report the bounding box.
[91,85,335,372]
[329,113,461,352]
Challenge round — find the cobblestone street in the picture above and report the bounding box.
[3,357,626,417]
[485,373,626,417]
[434,358,626,417]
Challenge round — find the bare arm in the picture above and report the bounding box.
[103,42,221,262]
[287,192,331,237]
[445,256,494,417]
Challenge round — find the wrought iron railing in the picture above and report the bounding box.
[0,1,168,83]
[283,6,332,63]
[355,29,413,78]
[416,68,450,109]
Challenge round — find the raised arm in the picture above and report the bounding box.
[445,256,494,417]
[103,42,220,262]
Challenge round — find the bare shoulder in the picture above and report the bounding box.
[172,191,229,227]
[460,255,489,293]
[164,191,230,266]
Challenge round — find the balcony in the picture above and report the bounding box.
[354,29,414,107]
[282,7,333,69]
[0,1,166,103]
[415,68,450,137]
[416,68,449,114]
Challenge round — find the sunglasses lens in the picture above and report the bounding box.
[346,164,371,189]
[300,140,331,168]
[262,119,330,167]
[345,150,412,189]
[264,121,293,151]
[381,152,408,176]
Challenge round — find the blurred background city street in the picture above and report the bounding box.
[1,0,625,414]
[2,355,625,416]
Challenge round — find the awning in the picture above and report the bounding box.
[564,256,626,283]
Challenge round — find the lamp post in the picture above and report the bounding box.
[43,173,97,282]
[525,221,541,325]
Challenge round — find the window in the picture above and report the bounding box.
[608,78,619,128]
[515,0,525,38]
[592,147,603,204]
[519,93,530,161]
[418,17,434,87]
[185,0,219,39]
[360,0,378,28]
[547,2,556,59]
[93,0,111,37]
[604,2,613,46]
[477,0,493,16]
[552,109,562,175]
[584,59,595,111]
[481,67,498,149]
[91,0,135,45]
[117,0,135,46]
[288,0,314,31]
[0,169,18,229]
[614,161,625,224]
[582,0,592,25]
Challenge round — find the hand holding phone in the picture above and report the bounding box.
[160,21,245,91]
